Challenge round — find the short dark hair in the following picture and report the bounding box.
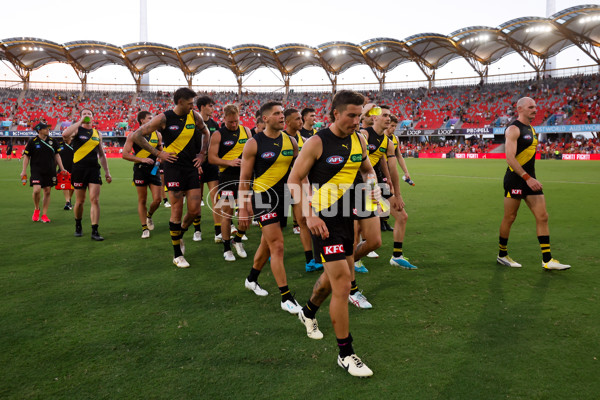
[329,90,364,122]
[137,111,152,125]
[173,87,196,105]
[259,101,282,118]
[255,109,262,120]
[80,108,93,116]
[196,95,215,109]
[381,105,390,111]
[284,108,299,119]
[301,107,315,121]
[389,114,399,124]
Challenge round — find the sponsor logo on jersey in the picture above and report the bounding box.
[150,139,158,144]
[261,152,276,159]
[239,139,248,144]
[326,156,344,165]
[523,135,532,140]
[260,212,278,222]
[92,137,99,142]
[379,147,386,153]
[323,244,345,255]
[185,124,195,129]
[350,154,363,162]
[224,140,235,146]
[511,189,522,195]
[167,182,180,188]
[282,150,294,156]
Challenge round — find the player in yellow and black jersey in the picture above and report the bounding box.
[288,90,380,378]
[284,108,324,272]
[498,97,570,271]
[299,107,318,139]
[130,88,210,268]
[122,111,164,239]
[238,101,303,314]
[62,109,112,241]
[208,104,252,262]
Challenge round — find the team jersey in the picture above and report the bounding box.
[309,128,363,212]
[56,139,74,172]
[206,118,219,135]
[300,127,317,140]
[72,127,100,168]
[362,127,390,167]
[24,135,59,172]
[284,130,304,151]
[132,131,159,165]
[387,132,399,153]
[159,110,203,168]
[252,132,294,194]
[506,119,538,176]
[218,125,250,174]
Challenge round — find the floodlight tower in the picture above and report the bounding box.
[546,0,557,77]
[140,0,150,91]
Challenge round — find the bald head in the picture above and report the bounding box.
[516,97,537,123]
[516,97,534,108]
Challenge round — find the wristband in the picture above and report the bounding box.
[522,173,531,181]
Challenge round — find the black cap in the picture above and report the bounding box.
[34,122,50,131]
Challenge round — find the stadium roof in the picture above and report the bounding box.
[1,4,599,91]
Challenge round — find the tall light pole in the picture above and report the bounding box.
[140,0,150,91]
[546,0,557,77]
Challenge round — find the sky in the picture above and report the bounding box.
[0,0,596,91]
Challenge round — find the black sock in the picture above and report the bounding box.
[91,224,99,234]
[142,224,148,231]
[179,226,188,240]
[193,216,201,232]
[169,222,182,258]
[215,224,222,236]
[223,239,232,252]
[302,300,320,319]
[304,250,313,264]
[247,267,261,283]
[146,211,152,219]
[499,236,508,257]
[75,218,82,229]
[538,235,552,263]
[163,198,168,204]
[279,285,293,302]
[337,333,354,358]
[349,280,359,295]
[293,219,299,228]
[393,241,403,258]
[233,230,245,243]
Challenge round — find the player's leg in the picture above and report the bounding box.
[265,222,301,313]
[497,197,522,267]
[41,186,52,222]
[88,183,103,241]
[136,185,149,236]
[73,187,86,236]
[206,180,222,241]
[389,207,417,269]
[293,202,322,272]
[31,184,42,221]
[168,190,188,267]
[147,183,162,226]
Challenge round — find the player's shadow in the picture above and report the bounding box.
[437,267,551,399]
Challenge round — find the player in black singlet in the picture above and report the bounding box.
[62,109,112,241]
[299,107,317,139]
[498,97,570,271]
[130,88,210,268]
[122,111,164,239]
[288,90,381,378]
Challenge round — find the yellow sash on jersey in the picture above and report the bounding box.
[220,125,249,172]
[510,125,538,170]
[253,133,293,193]
[135,131,158,160]
[164,111,195,155]
[367,132,388,167]
[73,129,100,164]
[312,133,362,212]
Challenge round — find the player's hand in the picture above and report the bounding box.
[394,194,405,211]
[306,215,329,239]
[20,170,26,178]
[105,173,112,183]
[238,207,251,232]
[197,166,203,176]
[229,158,242,168]
[526,177,543,191]
[371,183,382,201]
[141,157,154,165]
[158,151,177,163]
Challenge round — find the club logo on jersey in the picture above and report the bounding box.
[185,124,195,129]
[323,244,345,255]
[511,189,522,195]
[167,182,180,188]
[261,152,276,159]
[80,136,89,140]
[350,154,363,162]
[260,212,278,222]
[282,150,294,156]
[169,125,179,131]
[368,144,377,151]
[224,140,235,146]
[326,156,344,165]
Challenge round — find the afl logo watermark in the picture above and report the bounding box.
[326,156,344,165]
[261,152,276,159]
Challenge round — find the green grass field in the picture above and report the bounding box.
[1,158,599,399]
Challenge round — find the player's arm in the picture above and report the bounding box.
[62,115,85,140]
[288,135,328,239]
[156,132,163,151]
[54,153,66,174]
[130,113,176,163]
[96,132,112,183]
[289,135,299,165]
[208,131,240,168]
[20,152,30,178]
[357,134,376,183]
[395,143,410,178]
[122,134,152,164]
[505,126,542,191]
[237,138,257,232]
[385,137,403,210]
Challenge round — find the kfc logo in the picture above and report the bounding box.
[32,179,40,184]
[323,244,345,255]
[167,182,180,188]
[221,190,234,196]
[135,180,144,184]
[260,212,277,222]
[511,189,522,195]
[74,182,83,188]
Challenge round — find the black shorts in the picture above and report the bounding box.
[200,160,219,184]
[30,170,56,188]
[253,190,288,228]
[218,172,240,200]
[72,165,102,189]
[504,171,543,199]
[163,163,201,192]
[312,210,354,263]
[133,163,162,187]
